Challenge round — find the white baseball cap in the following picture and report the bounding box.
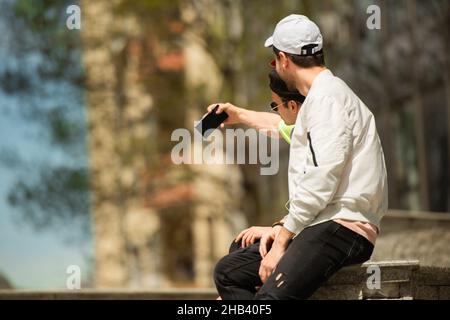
[264,14,323,56]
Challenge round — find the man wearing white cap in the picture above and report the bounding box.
[214,14,388,299]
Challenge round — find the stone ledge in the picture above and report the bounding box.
[325,260,420,285]
[1,261,448,300]
[0,288,218,300]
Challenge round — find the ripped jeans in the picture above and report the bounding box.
[213,220,374,300]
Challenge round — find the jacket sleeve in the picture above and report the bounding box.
[284,95,353,235]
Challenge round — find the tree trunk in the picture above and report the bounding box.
[379,0,400,209]
[442,0,450,210]
[182,0,245,287]
[81,0,158,288]
[80,0,128,287]
[407,0,430,210]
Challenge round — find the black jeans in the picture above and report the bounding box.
[214,220,374,300]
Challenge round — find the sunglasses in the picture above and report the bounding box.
[270,101,285,112]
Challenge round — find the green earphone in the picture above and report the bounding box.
[278,120,295,144]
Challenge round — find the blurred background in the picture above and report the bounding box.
[0,0,449,290]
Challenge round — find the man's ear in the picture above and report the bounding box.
[288,101,299,114]
[279,51,289,69]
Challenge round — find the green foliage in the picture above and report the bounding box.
[11,0,83,81]
[8,167,90,232]
[116,0,180,14]
[1,0,89,238]
[47,107,84,145]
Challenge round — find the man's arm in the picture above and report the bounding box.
[283,95,353,235]
[207,103,281,137]
[239,109,281,133]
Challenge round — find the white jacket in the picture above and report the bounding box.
[283,69,388,235]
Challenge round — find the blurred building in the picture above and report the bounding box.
[81,0,246,288]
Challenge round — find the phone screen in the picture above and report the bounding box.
[195,105,229,138]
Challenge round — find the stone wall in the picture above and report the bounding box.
[373,210,450,267]
[312,261,450,299]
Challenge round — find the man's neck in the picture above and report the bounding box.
[294,66,327,96]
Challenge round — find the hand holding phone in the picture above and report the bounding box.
[195,105,229,138]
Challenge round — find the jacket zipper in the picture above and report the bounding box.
[307,132,318,167]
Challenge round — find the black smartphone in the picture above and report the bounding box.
[195,105,229,138]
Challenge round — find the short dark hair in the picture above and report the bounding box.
[268,70,305,104]
[273,46,325,68]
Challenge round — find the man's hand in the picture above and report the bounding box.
[206,103,242,128]
[206,102,281,135]
[259,244,286,283]
[235,226,272,248]
[259,225,282,258]
[258,227,295,283]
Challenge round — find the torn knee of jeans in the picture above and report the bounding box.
[275,272,285,287]
[275,272,283,281]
